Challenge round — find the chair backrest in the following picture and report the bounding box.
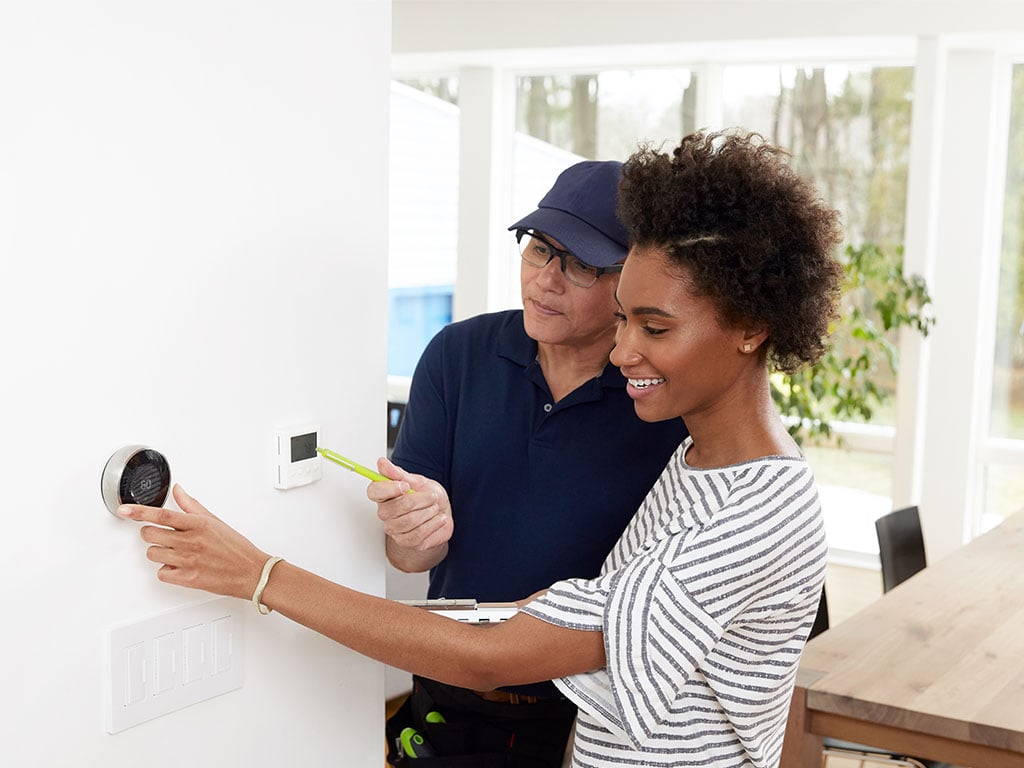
[809,586,829,640]
[874,505,927,593]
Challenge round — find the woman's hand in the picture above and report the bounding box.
[118,484,269,602]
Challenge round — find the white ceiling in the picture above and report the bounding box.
[392,1,1024,72]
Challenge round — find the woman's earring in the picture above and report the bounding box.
[742,343,753,353]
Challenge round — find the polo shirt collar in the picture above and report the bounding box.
[497,312,627,392]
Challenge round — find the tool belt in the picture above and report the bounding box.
[385,676,577,767]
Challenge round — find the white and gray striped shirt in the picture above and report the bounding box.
[522,438,827,767]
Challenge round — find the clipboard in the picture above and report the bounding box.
[398,598,518,624]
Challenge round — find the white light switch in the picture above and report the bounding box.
[153,633,176,694]
[182,624,205,684]
[105,598,243,733]
[123,643,146,706]
[212,616,233,675]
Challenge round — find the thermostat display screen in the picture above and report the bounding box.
[112,448,171,508]
[123,463,164,505]
[290,432,317,463]
[274,424,321,490]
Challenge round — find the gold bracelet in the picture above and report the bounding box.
[252,556,285,615]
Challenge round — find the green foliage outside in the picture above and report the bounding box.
[772,243,934,445]
[751,67,937,444]
[998,65,1024,355]
[991,65,1024,439]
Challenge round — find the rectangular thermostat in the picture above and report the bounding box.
[273,423,322,489]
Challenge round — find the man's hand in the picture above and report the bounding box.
[367,457,453,572]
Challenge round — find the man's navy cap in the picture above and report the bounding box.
[508,160,629,269]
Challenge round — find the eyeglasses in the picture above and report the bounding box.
[515,229,623,289]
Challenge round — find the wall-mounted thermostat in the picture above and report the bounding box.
[273,423,321,490]
[102,445,172,517]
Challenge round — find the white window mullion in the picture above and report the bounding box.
[917,46,1012,559]
[455,66,517,320]
[892,36,944,513]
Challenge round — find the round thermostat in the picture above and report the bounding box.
[101,445,172,517]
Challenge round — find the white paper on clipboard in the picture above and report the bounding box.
[398,598,518,624]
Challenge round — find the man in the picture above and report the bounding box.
[373,160,688,766]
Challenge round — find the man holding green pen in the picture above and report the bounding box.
[368,160,688,767]
[318,448,413,492]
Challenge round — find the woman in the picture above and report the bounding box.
[120,130,844,767]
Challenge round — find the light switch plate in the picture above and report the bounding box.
[104,598,243,733]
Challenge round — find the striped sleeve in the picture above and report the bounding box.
[521,575,609,631]
[523,553,722,749]
[602,554,721,748]
[521,574,624,735]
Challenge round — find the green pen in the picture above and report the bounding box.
[317,447,414,493]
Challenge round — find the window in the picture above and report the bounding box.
[984,62,1024,528]
[388,80,459,379]
[722,64,913,297]
[387,286,452,377]
[516,69,698,160]
[722,64,916,561]
[507,68,699,308]
[991,63,1024,442]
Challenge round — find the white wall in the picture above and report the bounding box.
[0,2,391,765]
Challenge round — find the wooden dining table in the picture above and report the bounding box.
[780,507,1024,768]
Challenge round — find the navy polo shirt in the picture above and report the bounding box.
[392,310,688,604]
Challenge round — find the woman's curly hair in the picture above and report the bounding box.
[618,130,844,373]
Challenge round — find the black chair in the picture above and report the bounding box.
[818,511,955,768]
[809,586,830,640]
[875,505,928,592]
[811,588,895,763]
